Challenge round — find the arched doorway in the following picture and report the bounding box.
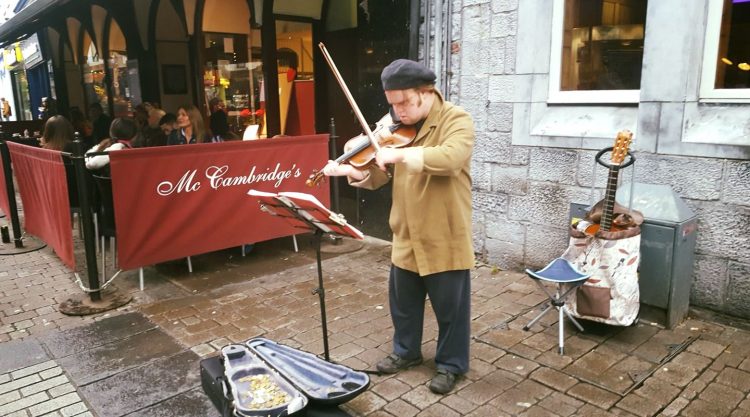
[63,17,86,114]
[154,0,191,112]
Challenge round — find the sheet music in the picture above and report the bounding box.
[247,189,364,240]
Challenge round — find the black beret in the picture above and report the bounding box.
[381,59,436,90]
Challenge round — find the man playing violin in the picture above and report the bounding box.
[323,59,474,394]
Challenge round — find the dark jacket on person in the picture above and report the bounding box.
[92,114,112,142]
[209,110,229,138]
[167,128,198,145]
[140,127,167,147]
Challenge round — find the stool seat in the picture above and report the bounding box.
[523,258,591,355]
[525,258,590,283]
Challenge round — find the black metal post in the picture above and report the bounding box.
[328,118,344,245]
[328,118,341,215]
[0,141,24,248]
[312,229,330,361]
[71,136,101,302]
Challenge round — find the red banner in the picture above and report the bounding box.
[0,146,10,220]
[6,142,74,268]
[109,135,330,269]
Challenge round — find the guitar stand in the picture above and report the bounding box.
[591,145,636,210]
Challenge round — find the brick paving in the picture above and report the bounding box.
[2,234,750,416]
[0,360,91,417]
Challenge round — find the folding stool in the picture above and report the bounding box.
[522,258,591,354]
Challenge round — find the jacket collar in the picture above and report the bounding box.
[415,89,445,144]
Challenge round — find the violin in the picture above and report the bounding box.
[306,113,416,187]
[307,42,416,187]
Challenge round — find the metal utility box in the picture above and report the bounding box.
[569,183,698,329]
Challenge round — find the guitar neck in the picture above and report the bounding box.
[600,167,620,231]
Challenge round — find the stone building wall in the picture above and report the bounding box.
[447,0,750,318]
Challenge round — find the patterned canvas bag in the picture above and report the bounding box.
[563,226,641,326]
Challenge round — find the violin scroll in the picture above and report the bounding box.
[306,170,326,187]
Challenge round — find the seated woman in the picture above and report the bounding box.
[40,115,76,153]
[41,116,82,211]
[85,117,138,175]
[166,104,209,145]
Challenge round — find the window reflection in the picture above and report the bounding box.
[203,31,263,136]
[275,20,314,135]
[109,20,132,117]
[560,0,647,91]
[201,0,264,139]
[83,33,108,113]
[715,0,750,89]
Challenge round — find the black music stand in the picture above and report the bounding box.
[248,190,364,361]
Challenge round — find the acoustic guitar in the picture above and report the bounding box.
[580,131,643,237]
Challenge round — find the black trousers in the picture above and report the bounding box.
[388,265,471,374]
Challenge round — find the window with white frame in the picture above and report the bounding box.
[549,0,648,103]
[700,0,750,101]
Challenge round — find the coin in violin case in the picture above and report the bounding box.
[245,338,370,405]
[221,344,307,416]
[200,338,370,416]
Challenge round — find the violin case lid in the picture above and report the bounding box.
[246,338,370,405]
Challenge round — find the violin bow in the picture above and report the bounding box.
[318,42,381,152]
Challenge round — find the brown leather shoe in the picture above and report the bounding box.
[428,369,458,394]
[376,354,423,374]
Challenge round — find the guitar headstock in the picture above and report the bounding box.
[611,130,633,165]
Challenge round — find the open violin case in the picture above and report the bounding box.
[200,338,370,417]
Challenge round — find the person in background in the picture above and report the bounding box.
[148,108,166,131]
[322,59,475,395]
[159,113,178,141]
[133,102,153,132]
[133,107,167,147]
[167,105,209,145]
[85,117,138,175]
[1,97,12,121]
[69,106,94,150]
[41,115,80,210]
[38,97,57,121]
[40,115,76,153]
[208,97,229,142]
[89,103,112,142]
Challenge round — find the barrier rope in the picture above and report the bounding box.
[73,270,122,293]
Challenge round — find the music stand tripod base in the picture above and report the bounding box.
[320,236,364,254]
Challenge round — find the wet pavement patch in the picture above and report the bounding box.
[0,338,49,373]
[38,311,156,358]
[78,350,201,417]
[58,328,185,385]
[121,387,217,417]
[35,311,215,417]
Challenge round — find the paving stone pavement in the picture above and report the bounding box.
[2,233,750,416]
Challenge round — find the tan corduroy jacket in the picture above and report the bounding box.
[351,90,474,276]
